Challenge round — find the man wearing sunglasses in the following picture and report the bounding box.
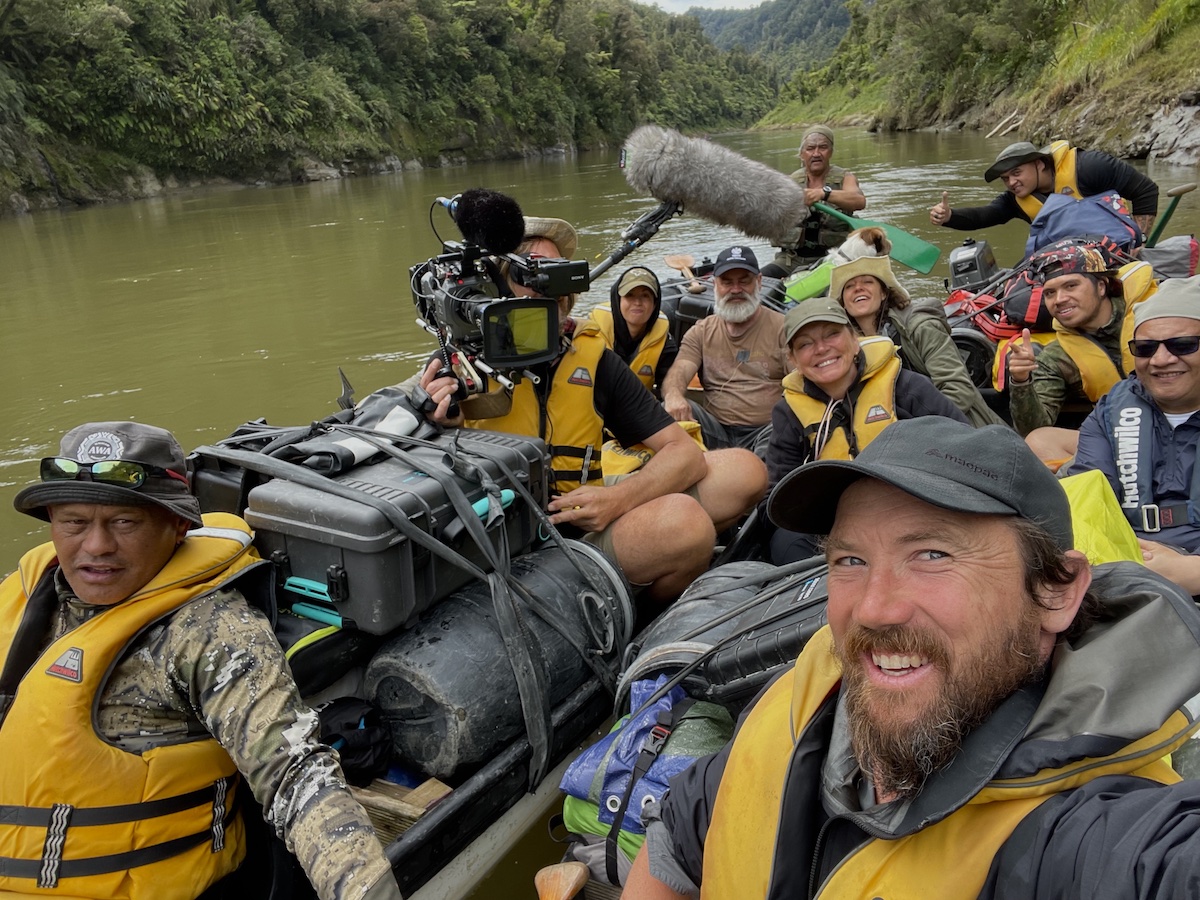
[0,422,401,900]
[1067,275,1200,594]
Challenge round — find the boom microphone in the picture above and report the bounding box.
[622,125,809,246]
[445,187,527,255]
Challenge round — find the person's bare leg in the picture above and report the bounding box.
[1024,426,1079,471]
[608,493,715,604]
[693,448,768,532]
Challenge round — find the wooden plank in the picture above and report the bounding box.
[352,777,452,845]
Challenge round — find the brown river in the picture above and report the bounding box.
[2,127,1199,895]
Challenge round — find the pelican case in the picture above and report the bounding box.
[243,429,548,635]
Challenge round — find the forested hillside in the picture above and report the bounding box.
[0,0,776,208]
[690,0,849,74]
[765,0,1200,143]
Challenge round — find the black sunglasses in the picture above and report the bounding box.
[40,457,188,488]
[1127,336,1200,359]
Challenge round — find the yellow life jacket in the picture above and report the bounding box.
[586,307,670,391]
[991,261,1157,394]
[992,330,1060,392]
[1117,259,1158,373]
[782,336,901,461]
[1016,140,1080,220]
[467,322,607,493]
[1055,276,1154,403]
[0,514,266,900]
[700,625,1187,899]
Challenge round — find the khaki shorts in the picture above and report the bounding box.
[579,480,703,566]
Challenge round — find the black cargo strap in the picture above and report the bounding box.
[1,777,239,888]
[194,446,491,584]
[339,423,626,623]
[337,428,555,786]
[604,699,695,885]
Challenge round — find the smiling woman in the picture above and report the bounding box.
[760,297,970,564]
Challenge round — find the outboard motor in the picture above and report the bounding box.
[947,239,1000,294]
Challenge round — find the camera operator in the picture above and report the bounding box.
[416,216,766,607]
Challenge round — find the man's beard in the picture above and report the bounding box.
[834,608,1045,801]
[714,289,762,324]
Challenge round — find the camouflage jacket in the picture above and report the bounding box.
[49,572,401,900]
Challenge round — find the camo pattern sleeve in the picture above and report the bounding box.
[1008,342,1079,436]
[99,589,401,900]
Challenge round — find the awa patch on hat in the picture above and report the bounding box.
[14,421,203,526]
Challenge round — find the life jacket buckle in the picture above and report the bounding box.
[1141,504,1162,533]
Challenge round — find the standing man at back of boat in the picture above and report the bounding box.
[930,139,1159,234]
[624,416,1200,900]
[1067,275,1200,595]
[0,421,402,900]
[416,218,767,606]
[763,125,868,278]
[660,246,791,454]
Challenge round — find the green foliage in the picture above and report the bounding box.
[0,0,776,179]
[793,0,1068,125]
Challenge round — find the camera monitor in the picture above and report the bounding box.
[480,297,559,368]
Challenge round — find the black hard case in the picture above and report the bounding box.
[243,429,548,635]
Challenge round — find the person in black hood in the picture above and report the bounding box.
[588,266,678,398]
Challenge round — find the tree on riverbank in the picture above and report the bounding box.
[0,0,774,210]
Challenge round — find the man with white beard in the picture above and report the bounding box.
[660,246,790,452]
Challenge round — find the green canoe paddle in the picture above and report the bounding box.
[812,202,942,275]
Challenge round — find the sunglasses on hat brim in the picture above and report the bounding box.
[40,457,189,489]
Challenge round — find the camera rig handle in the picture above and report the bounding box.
[588,200,682,282]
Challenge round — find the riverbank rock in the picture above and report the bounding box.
[1150,95,1200,166]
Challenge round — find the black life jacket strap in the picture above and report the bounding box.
[603,699,695,885]
[0,776,240,888]
[0,568,59,727]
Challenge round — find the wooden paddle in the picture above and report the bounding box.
[534,861,590,900]
[812,202,942,275]
[663,253,706,293]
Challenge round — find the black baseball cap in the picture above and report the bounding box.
[14,421,203,527]
[767,417,1073,550]
[713,245,760,278]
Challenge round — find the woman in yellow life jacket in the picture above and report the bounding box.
[830,254,1004,427]
[587,266,678,397]
[761,298,969,564]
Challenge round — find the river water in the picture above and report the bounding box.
[2,128,1199,893]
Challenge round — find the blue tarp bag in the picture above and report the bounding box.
[559,675,732,832]
[1025,191,1144,258]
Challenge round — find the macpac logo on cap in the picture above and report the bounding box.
[77,431,125,462]
[925,448,999,481]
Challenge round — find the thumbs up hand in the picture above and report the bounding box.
[930,191,951,226]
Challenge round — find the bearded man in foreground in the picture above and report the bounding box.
[624,417,1200,899]
[659,245,790,454]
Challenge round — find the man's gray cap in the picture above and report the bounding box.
[767,417,1073,550]
[14,421,203,526]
